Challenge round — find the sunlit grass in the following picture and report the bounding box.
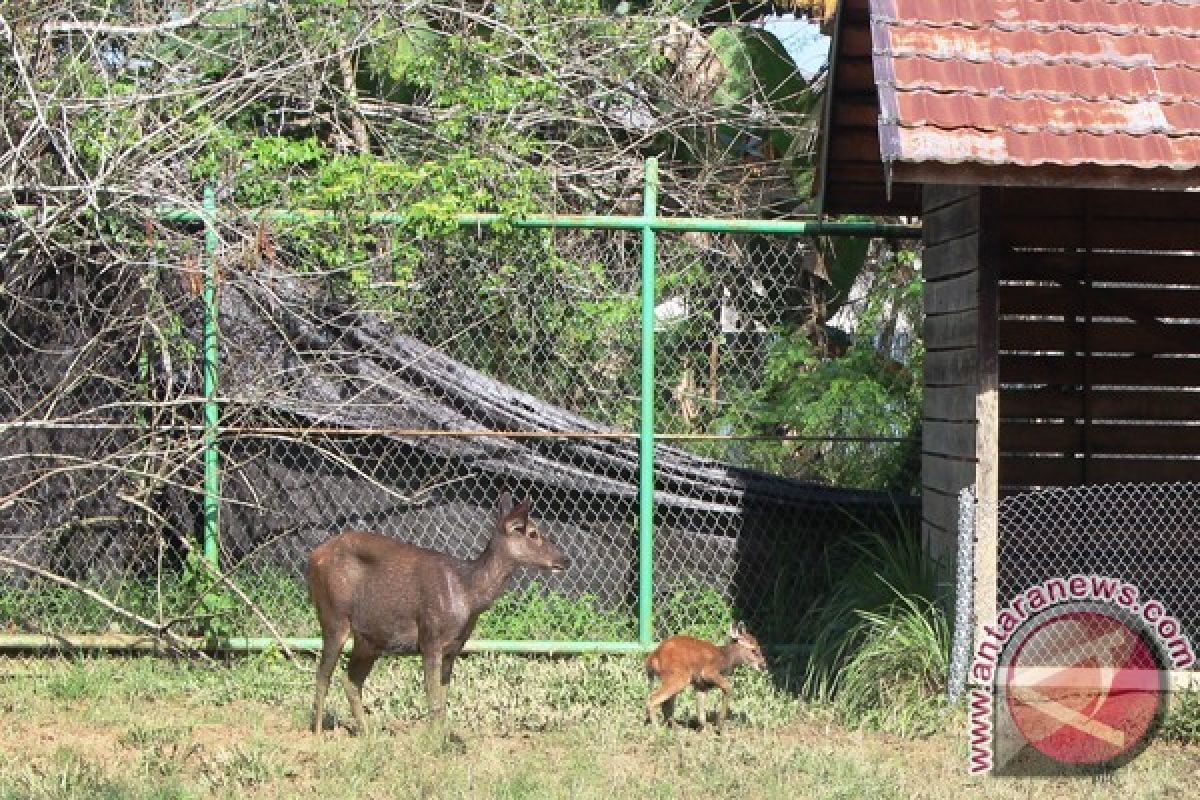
[0,653,1197,799]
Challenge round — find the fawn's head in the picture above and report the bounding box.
[492,492,570,573]
[727,622,767,671]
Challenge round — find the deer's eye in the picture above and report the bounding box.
[526,527,540,540]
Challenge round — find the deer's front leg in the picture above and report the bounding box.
[715,676,732,731]
[441,649,459,687]
[422,649,446,720]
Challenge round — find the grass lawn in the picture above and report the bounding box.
[0,652,1195,799]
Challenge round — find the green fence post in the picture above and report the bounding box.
[638,158,658,650]
[201,187,221,568]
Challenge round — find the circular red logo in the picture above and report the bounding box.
[1004,608,1165,768]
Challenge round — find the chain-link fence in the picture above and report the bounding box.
[0,171,920,652]
[997,482,1200,648]
[947,481,1199,699]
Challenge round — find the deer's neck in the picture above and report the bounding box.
[719,643,740,673]
[465,538,517,611]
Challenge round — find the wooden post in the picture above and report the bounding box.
[973,188,1002,643]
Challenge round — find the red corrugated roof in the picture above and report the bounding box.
[869,0,1200,172]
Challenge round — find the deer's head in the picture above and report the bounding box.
[493,492,570,574]
[727,621,768,671]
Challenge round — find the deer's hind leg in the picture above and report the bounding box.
[313,624,351,734]
[646,673,690,728]
[344,640,379,735]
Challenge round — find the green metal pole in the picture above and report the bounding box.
[202,187,221,567]
[147,206,921,238]
[638,158,658,650]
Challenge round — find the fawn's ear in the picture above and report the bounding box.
[728,622,740,641]
[735,620,748,636]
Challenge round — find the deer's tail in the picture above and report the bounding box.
[644,651,660,679]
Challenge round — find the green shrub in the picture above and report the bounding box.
[832,589,950,737]
[798,521,951,737]
[655,582,735,642]
[1160,690,1200,744]
[799,523,939,701]
[474,583,635,642]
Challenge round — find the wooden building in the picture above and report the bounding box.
[817,0,1200,626]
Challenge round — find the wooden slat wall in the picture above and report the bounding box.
[921,185,983,570]
[994,188,1200,492]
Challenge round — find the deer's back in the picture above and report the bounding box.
[645,635,722,678]
[308,531,466,645]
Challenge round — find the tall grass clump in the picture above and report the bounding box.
[831,588,950,736]
[799,517,952,737]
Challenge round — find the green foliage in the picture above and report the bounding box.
[476,583,636,641]
[25,0,914,483]
[359,11,443,102]
[791,519,951,738]
[178,552,238,641]
[740,331,918,487]
[655,582,736,642]
[799,522,940,702]
[725,246,924,489]
[832,591,950,737]
[819,228,873,311]
[708,25,818,166]
[1160,690,1200,744]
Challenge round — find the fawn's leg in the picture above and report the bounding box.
[343,643,379,735]
[714,676,732,731]
[646,674,689,727]
[694,690,706,730]
[662,695,677,727]
[313,625,350,734]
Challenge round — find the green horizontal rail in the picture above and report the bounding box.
[2,204,919,238]
[0,634,643,654]
[0,634,809,656]
[167,208,920,238]
[234,638,652,655]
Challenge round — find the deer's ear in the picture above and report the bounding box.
[736,620,748,636]
[499,497,530,533]
[728,622,739,641]
[497,491,514,520]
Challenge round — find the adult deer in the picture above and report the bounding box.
[644,622,767,731]
[307,492,569,733]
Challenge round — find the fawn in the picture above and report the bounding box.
[645,622,767,731]
[306,492,569,734]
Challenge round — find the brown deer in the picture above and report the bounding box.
[306,492,569,734]
[644,622,767,731]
